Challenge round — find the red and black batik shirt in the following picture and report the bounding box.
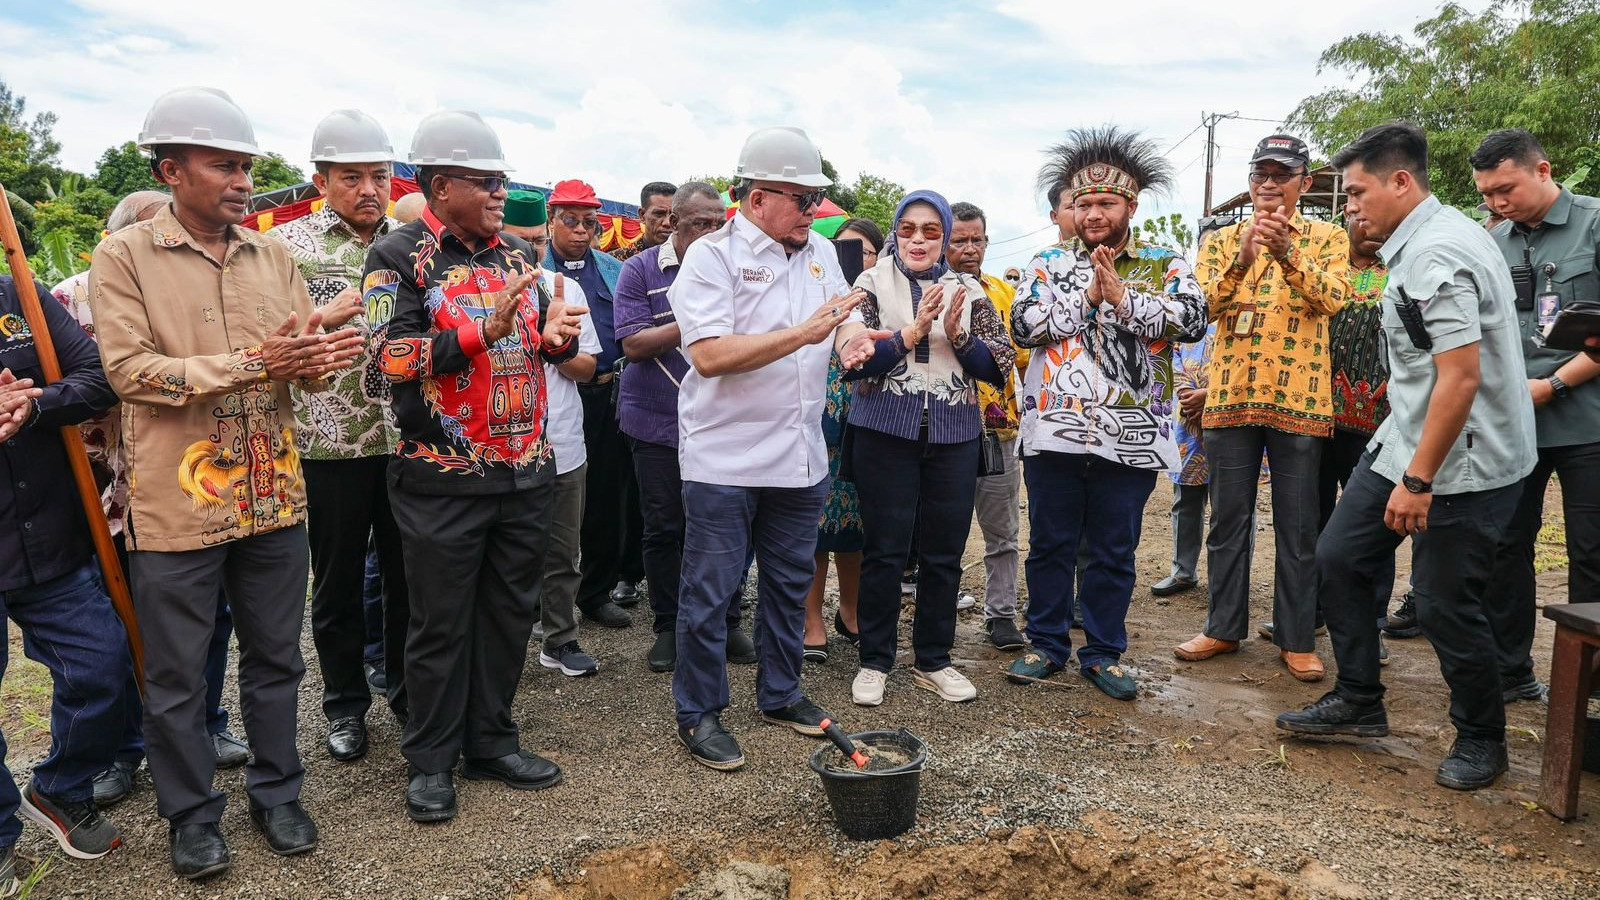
[363,206,574,495]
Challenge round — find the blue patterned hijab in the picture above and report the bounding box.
[887,189,952,283]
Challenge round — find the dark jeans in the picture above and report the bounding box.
[673,478,827,728]
[1022,451,1156,671]
[1204,426,1322,652]
[131,526,310,826]
[304,456,409,722]
[1485,440,1600,684]
[391,484,552,773]
[631,438,740,635]
[362,539,384,667]
[852,427,978,673]
[1319,452,1517,741]
[577,382,644,613]
[0,565,130,847]
[1319,429,1394,619]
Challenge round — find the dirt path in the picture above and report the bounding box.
[5,483,1596,899]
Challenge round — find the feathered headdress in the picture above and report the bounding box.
[1036,125,1174,204]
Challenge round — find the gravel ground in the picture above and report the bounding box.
[5,483,1597,899]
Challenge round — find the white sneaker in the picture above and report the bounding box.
[852,668,888,706]
[912,666,977,702]
[956,591,978,610]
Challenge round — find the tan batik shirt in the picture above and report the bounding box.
[88,203,329,552]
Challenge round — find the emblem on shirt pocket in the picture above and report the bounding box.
[809,261,825,281]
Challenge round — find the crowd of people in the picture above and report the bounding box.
[0,83,1594,886]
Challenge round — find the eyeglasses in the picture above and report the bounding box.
[896,222,944,242]
[680,216,724,233]
[441,173,507,193]
[556,214,602,232]
[1248,170,1307,185]
[759,187,825,213]
[949,237,988,249]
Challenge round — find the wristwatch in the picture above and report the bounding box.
[1548,374,1572,400]
[1401,473,1433,494]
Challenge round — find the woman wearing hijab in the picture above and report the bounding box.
[844,191,1015,706]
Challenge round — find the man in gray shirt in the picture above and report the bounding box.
[1276,123,1537,792]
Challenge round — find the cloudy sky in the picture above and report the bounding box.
[3,0,1480,268]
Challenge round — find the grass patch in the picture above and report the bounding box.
[1534,517,1568,574]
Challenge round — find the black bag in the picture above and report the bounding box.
[978,430,1006,477]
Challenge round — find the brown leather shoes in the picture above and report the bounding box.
[1173,634,1240,661]
[1281,650,1326,682]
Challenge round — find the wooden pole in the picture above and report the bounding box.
[0,183,146,692]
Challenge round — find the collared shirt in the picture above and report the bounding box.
[1168,324,1273,486]
[539,270,600,475]
[1489,187,1600,448]
[615,240,691,447]
[1371,195,1536,494]
[670,212,853,487]
[611,233,663,262]
[973,272,1029,441]
[0,274,117,590]
[1195,214,1351,436]
[88,203,325,552]
[269,205,400,460]
[1012,237,1209,471]
[51,271,128,535]
[543,246,623,374]
[364,206,559,496]
[1329,262,1391,436]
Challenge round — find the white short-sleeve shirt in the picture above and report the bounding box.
[669,213,854,488]
[539,270,601,476]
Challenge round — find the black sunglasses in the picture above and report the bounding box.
[759,186,825,213]
[440,173,508,193]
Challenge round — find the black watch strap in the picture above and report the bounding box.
[1401,473,1433,494]
[1549,374,1571,400]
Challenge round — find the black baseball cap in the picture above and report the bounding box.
[1250,134,1310,170]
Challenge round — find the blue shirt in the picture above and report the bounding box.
[0,274,118,591]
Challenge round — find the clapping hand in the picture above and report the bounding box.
[942,285,968,344]
[1254,205,1295,259]
[484,272,536,344]
[1088,245,1125,309]
[263,311,364,381]
[0,368,43,444]
[541,291,589,348]
[903,284,944,347]
[319,287,365,329]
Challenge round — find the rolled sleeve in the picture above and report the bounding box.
[1406,264,1482,355]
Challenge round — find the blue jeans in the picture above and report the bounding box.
[362,540,385,667]
[1023,451,1156,671]
[673,479,827,729]
[0,565,131,847]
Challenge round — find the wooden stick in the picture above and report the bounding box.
[0,184,145,691]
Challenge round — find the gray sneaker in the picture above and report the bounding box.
[539,641,598,677]
[19,779,123,860]
[211,730,250,768]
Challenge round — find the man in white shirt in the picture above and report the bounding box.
[667,127,886,770]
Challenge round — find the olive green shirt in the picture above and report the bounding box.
[1488,188,1600,448]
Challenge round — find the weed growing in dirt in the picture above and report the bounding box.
[1247,744,1291,770]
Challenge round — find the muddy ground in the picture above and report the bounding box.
[4,483,1597,899]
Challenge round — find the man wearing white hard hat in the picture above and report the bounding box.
[268,110,409,765]
[668,126,889,771]
[363,111,586,822]
[89,86,365,878]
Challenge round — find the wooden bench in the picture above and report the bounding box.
[1540,603,1600,820]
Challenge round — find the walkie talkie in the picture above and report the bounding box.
[1510,246,1535,311]
[1394,286,1433,351]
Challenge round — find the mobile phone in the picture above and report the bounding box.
[1535,308,1600,352]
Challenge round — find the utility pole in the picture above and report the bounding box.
[1201,111,1238,216]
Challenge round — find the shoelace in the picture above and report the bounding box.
[54,795,103,832]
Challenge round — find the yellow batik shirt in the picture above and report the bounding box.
[975,272,1028,440]
[1194,215,1350,437]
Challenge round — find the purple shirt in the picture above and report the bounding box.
[615,242,691,447]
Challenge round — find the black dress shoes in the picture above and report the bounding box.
[649,631,677,673]
[679,714,745,771]
[725,628,757,664]
[250,801,318,855]
[583,601,632,628]
[406,770,457,823]
[170,822,230,880]
[1435,737,1508,791]
[326,717,368,762]
[1275,692,1389,737]
[460,750,563,791]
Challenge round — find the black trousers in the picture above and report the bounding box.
[1318,429,1395,620]
[303,456,409,721]
[1485,441,1600,684]
[851,426,978,673]
[1319,452,1517,741]
[630,438,740,635]
[577,382,644,613]
[390,484,553,773]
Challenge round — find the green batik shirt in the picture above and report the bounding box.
[1488,188,1600,448]
[269,206,400,459]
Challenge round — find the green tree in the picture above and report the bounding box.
[250,152,307,192]
[0,77,66,206]
[1137,213,1195,254]
[92,141,158,198]
[683,174,734,193]
[1289,0,1600,209]
[845,174,905,232]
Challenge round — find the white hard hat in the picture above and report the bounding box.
[734,126,831,188]
[408,110,513,172]
[137,86,262,156]
[309,109,394,164]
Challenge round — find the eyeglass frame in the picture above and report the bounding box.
[896,221,945,242]
[438,173,508,193]
[555,213,602,232]
[755,186,826,213]
[948,237,989,249]
[1247,169,1309,186]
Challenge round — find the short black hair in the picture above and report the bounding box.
[148,145,188,178]
[1469,129,1548,172]
[951,201,986,228]
[416,164,443,200]
[640,181,677,207]
[1331,122,1430,191]
[1045,181,1067,210]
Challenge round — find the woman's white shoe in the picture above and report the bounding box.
[852,668,888,706]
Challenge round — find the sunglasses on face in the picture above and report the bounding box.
[896,221,944,242]
[1248,170,1306,186]
[557,214,601,231]
[760,187,826,213]
[441,173,507,193]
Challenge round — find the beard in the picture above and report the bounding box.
[1081,220,1131,251]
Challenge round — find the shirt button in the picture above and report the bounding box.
[22,522,32,530]
[15,481,24,489]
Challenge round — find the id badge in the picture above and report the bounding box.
[1232,309,1256,336]
[1537,292,1561,329]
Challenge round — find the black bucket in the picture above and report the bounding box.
[1584,714,1600,775]
[809,729,927,841]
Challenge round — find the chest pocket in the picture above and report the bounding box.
[1552,253,1599,310]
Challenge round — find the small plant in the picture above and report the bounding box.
[1247,745,1291,770]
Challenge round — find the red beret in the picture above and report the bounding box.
[548,179,601,208]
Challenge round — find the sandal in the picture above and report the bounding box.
[803,643,829,663]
